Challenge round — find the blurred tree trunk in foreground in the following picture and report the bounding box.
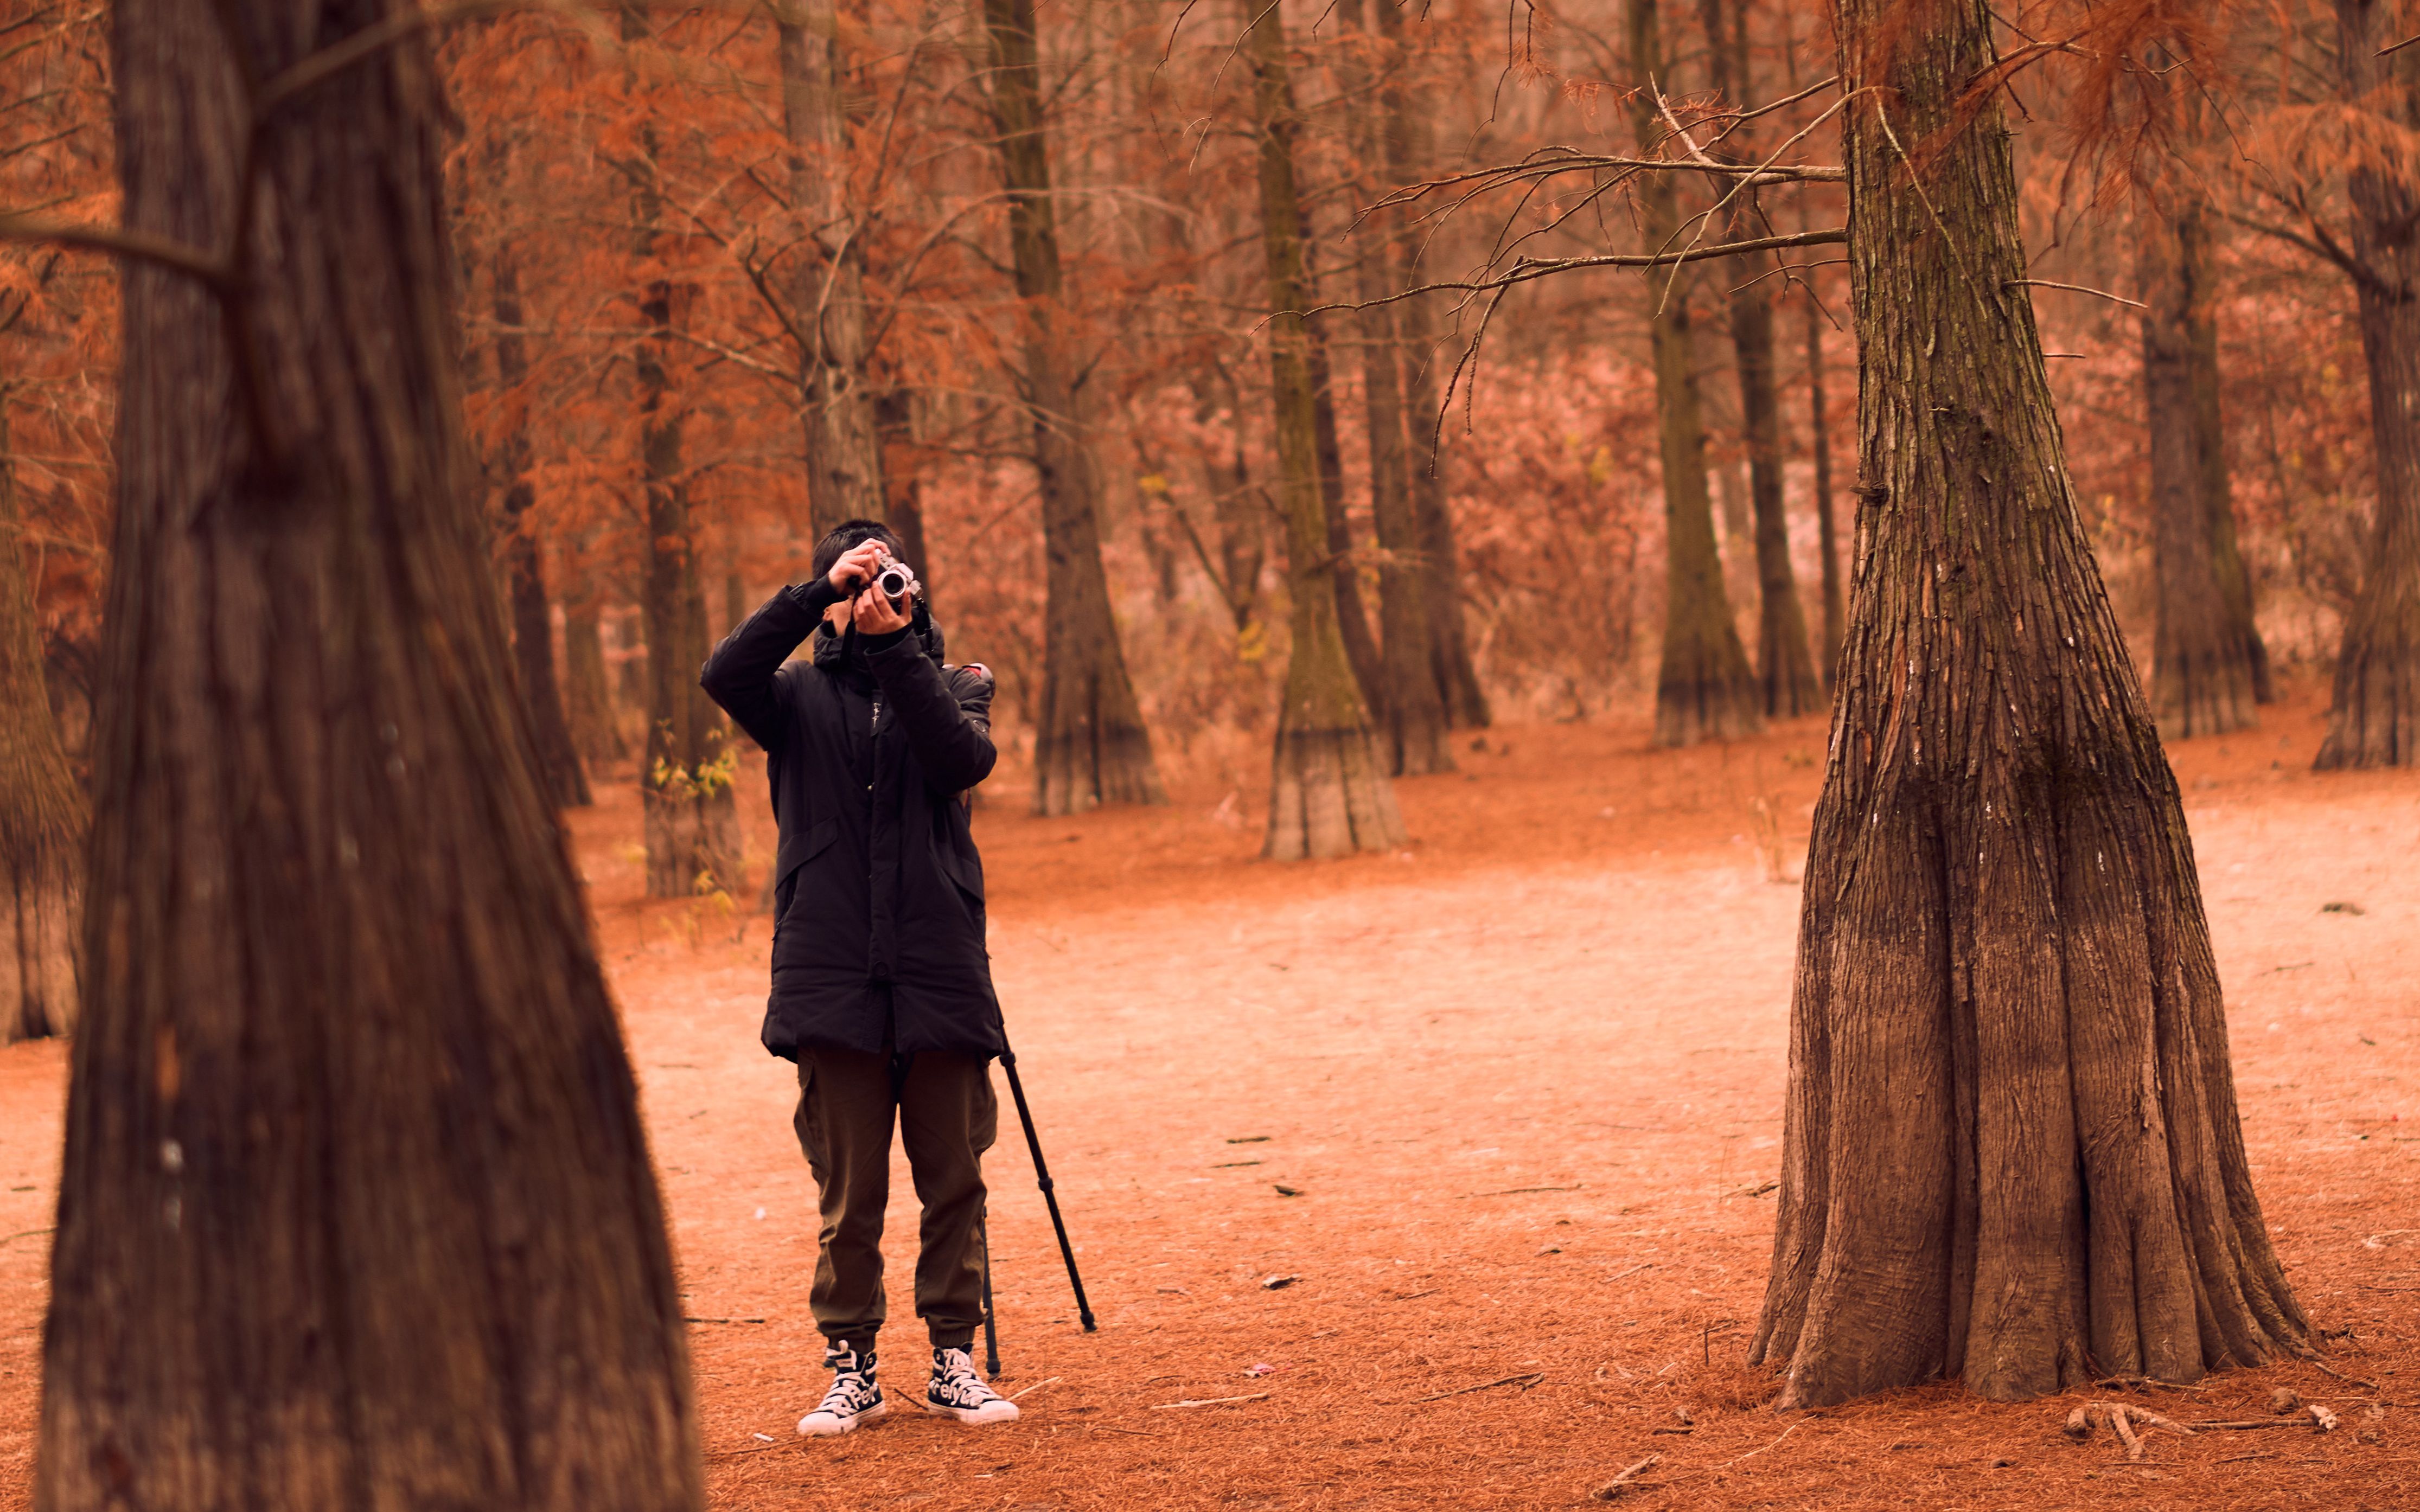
[1340,0,1452,777]
[1626,0,1760,747]
[0,403,81,1043]
[35,0,701,1504]
[1241,0,1404,858]
[984,0,1164,813]
[2318,0,2420,768]
[1751,0,2307,1406]
[2141,196,2257,738]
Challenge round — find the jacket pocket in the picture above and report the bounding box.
[773,817,839,919]
[936,840,985,905]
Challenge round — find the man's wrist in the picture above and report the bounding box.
[787,577,843,617]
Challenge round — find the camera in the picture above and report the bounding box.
[870,552,918,610]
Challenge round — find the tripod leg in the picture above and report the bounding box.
[1000,1047,1096,1332]
[980,1205,1001,1378]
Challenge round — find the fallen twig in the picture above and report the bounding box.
[2093,1375,2206,1393]
[1079,1423,1163,1437]
[1460,1184,1581,1198]
[1150,1392,1269,1410]
[2190,1419,2323,1431]
[1403,1371,1545,1404]
[1592,1454,1661,1498]
[1606,1264,1654,1282]
[2299,1353,2379,1391]
[1008,1375,1060,1401]
[2218,1451,2276,1464]
[0,1227,54,1246]
[681,1316,767,1324]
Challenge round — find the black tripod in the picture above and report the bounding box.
[981,1043,1094,1377]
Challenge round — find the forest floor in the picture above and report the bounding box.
[1,682,2416,1509]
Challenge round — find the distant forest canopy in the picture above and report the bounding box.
[0,0,2395,783]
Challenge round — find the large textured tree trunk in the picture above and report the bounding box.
[0,408,81,1043]
[1340,0,1451,776]
[984,0,1163,813]
[876,387,932,603]
[1805,284,1844,690]
[1702,0,1820,717]
[2141,198,2256,738]
[776,0,887,538]
[1628,0,1760,747]
[628,71,739,899]
[1749,0,2307,1407]
[1375,0,1487,728]
[495,239,592,807]
[35,2,700,1504]
[2319,0,2420,768]
[1242,0,1405,859]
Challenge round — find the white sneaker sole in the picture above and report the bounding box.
[797,1400,887,1437]
[920,1396,1020,1425]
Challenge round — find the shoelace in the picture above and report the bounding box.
[933,1350,998,1404]
[817,1370,879,1414]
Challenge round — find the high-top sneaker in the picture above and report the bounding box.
[796,1340,885,1437]
[922,1346,1019,1424]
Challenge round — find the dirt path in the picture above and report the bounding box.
[1,689,2413,1509]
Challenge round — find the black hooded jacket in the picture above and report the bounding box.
[700,579,1005,1062]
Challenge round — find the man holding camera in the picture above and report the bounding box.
[701,519,1018,1436]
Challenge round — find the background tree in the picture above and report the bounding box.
[0,399,81,1044]
[33,0,700,1501]
[2313,0,2420,767]
[1699,0,1822,719]
[1749,0,2307,1404]
[1242,0,1406,859]
[1626,0,1761,747]
[985,0,1165,813]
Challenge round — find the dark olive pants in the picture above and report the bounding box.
[793,1046,997,1350]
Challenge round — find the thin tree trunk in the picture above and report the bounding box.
[2319,0,2420,768]
[984,0,1164,813]
[627,47,739,899]
[1702,0,1821,717]
[1242,0,1405,859]
[0,405,81,1043]
[875,387,933,605]
[1339,0,1451,776]
[1305,293,1387,717]
[495,237,592,807]
[1628,0,1760,747]
[1751,0,2307,1407]
[1806,279,1844,690]
[2188,219,2270,704]
[36,3,700,1503]
[564,585,626,767]
[2142,198,2256,738]
[1375,0,1487,728]
[776,0,887,539]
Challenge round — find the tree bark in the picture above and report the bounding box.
[1750,0,2307,1407]
[776,0,888,539]
[983,0,1164,813]
[1805,280,1845,691]
[1242,0,1406,859]
[35,3,700,1504]
[1702,0,1822,717]
[1374,0,1487,728]
[628,80,740,899]
[2319,0,2420,768]
[0,405,81,1043]
[495,238,593,807]
[1628,0,1761,747]
[2141,198,2257,739]
[1339,0,1452,776]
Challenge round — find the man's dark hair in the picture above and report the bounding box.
[812,518,903,582]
